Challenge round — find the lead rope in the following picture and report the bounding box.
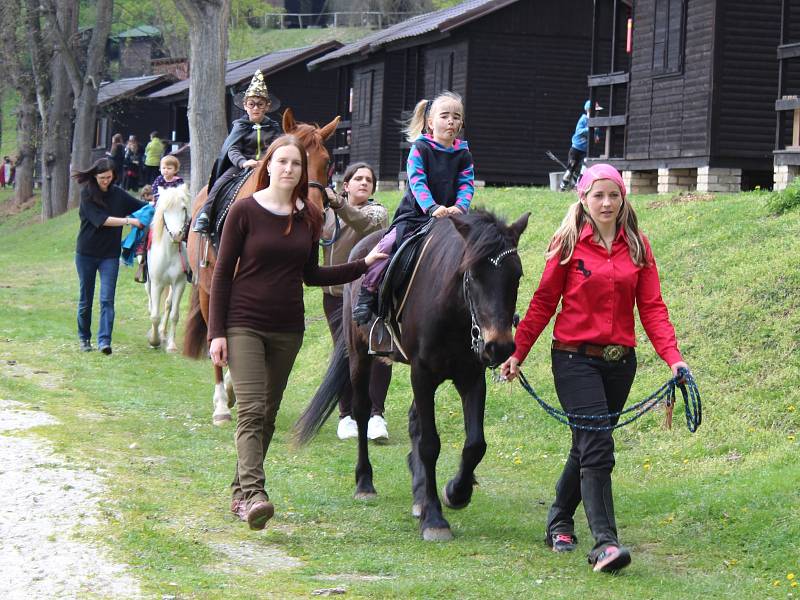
[514,367,701,433]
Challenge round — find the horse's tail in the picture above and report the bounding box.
[182,286,208,359]
[293,336,350,447]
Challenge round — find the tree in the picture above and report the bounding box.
[43,0,114,209]
[0,0,39,206]
[25,0,74,219]
[171,0,232,197]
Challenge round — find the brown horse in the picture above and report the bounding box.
[183,108,340,424]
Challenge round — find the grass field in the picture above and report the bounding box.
[0,186,799,599]
[228,26,372,60]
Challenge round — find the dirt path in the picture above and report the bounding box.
[0,398,142,599]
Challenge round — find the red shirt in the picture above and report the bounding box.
[513,224,683,367]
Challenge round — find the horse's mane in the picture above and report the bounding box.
[152,185,188,243]
[425,209,517,300]
[291,123,326,155]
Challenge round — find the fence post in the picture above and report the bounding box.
[333,12,338,28]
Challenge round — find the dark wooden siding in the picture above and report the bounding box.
[349,60,385,173]
[714,0,781,165]
[625,0,715,161]
[464,0,594,184]
[379,52,406,180]
[268,64,340,130]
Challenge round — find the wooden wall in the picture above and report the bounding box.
[464,0,594,184]
[349,60,386,175]
[714,0,781,167]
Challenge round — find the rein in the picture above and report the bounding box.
[515,367,702,432]
[162,205,190,243]
[463,246,518,366]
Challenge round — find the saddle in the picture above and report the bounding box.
[370,220,435,357]
[210,167,253,249]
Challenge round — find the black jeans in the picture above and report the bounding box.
[322,293,392,418]
[551,349,637,472]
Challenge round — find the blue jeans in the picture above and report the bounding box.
[75,254,120,347]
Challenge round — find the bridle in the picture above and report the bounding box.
[163,205,190,244]
[462,245,519,366]
[313,159,342,247]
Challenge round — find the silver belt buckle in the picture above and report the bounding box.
[602,345,625,362]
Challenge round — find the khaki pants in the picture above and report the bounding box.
[227,327,304,507]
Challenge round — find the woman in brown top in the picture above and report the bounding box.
[208,136,386,531]
[321,162,393,442]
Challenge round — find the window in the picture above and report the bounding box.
[652,0,685,75]
[354,70,373,125]
[432,53,453,94]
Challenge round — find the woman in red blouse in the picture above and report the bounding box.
[500,163,689,573]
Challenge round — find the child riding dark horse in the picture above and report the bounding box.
[193,70,282,235]
[351,90,474,324]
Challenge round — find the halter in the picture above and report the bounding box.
[163,205,189,243]
[463,246,518,365]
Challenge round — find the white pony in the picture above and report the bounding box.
[146,185,191,352]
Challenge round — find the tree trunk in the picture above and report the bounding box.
[172,0,231,197]
[66,0,114,209]
[41,53,73,219]
[13,87,38,206]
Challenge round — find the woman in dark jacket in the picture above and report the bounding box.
[107,133,125,183]
[74,158,146,354]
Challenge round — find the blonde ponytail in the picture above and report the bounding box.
[403,99,430,142]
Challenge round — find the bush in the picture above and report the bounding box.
[767,175,800,214]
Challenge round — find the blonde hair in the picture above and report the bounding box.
[403,91,464,142]
[546,182,648,267]
[140,184,153,201]
[160,155,180,170]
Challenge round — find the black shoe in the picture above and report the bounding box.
[79,339,92,352]
[193,212,210,233]
[547,532,578,553]
[591,544,631,573]
[99,345,112,355]
[352,287,378,325]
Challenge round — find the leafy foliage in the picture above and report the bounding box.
[767,174,800,214]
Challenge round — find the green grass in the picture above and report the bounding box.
[1,89,19,159]
[1,188,799,598]
[228,26,372,60]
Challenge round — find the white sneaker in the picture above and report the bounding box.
[337,416,358,440]
[367,415,389,442]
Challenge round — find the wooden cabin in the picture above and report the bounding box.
[588,0,782,194]
[94,74,177,159]
[309,0,595,188]
[774,0,800,190]
[146,42,342,149]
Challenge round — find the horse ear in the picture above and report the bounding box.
[283,107,297,133]
[318,115,341,141]
[509,212,530,245]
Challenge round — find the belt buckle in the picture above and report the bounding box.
[602,344,625,362]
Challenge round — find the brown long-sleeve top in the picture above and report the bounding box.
[208,196,368,339]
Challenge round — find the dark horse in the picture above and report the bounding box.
[183,109,339,424]
[295,210,529,540]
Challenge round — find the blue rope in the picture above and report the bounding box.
[516,367,701,432]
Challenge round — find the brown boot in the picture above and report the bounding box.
[246,500,275,530]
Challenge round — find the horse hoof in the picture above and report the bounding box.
[354,491,377,501]
[227,396,236,409]
[441,484,470,510]
[212,414,232,426]
[422,527,453,542]
[411,503,422,518]
[166,345,178,353]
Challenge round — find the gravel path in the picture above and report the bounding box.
[0,399,142,600]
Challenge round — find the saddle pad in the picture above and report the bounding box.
[377,219,434,320]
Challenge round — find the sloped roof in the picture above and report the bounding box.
[147,41,342,101]
[116,25,161,39]
[97,74,173,107]
[308,0,518,70]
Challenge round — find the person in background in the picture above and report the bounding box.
[107,133,125,183]
[151,155,184,204]
[500,163,690,574]
[143,130,164,186]
[122,135,142,192]
[321,162,392,442]
[560,100,602,192]
[74,158,146,354]
[0,156,15,189]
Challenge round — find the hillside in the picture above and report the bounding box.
[0,188,798,598]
